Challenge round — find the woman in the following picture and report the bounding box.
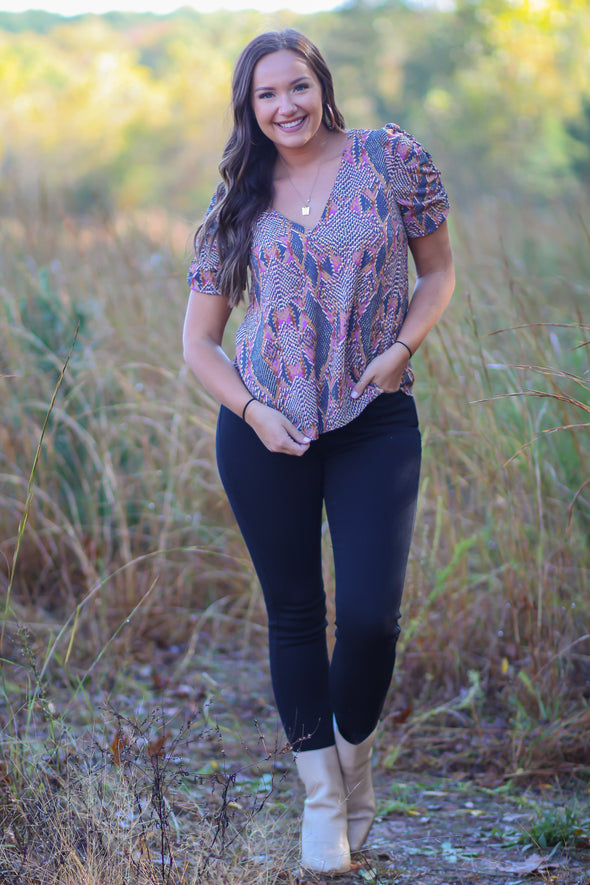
[183,29,454,874]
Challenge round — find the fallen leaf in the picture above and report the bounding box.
[493,853,563,875]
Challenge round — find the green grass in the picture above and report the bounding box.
[521,803,590,850]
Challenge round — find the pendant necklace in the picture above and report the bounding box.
[282,137,328,217]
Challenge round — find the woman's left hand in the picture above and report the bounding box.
[350,343,409,399]
[351,222,455,402]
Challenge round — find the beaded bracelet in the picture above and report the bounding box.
[395,340,413,358]
[242,397,257,421]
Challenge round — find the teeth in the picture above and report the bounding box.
[278,119,303,130]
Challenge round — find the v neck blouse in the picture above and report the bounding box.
[266,132,349,234]
[188,123,450,439]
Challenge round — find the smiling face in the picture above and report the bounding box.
[251,49,326,152]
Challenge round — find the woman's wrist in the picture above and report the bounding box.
[242,396,257,422]
[393,339,413,359]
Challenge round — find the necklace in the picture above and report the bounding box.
[281,137,329,217]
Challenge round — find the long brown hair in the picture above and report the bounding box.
[194,29,345,307]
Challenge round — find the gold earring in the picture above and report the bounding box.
[323,104,336,130]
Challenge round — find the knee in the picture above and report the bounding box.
[335,608,401,651]
[268,594,327,644]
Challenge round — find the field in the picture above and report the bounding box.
[0,184,589,882]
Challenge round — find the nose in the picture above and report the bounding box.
[278,92,296,115]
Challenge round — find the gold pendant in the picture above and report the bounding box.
[301,206,310,216]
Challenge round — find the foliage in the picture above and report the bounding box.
[1,182,589,782]
[0,0,589,216]
[0,0,589,804]
[0,678,294,884]
[0,384,292,883]
[0,6,588,879]
[0,204,246,659]
[520,803,590,850]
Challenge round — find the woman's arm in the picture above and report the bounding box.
[351,220,455,398]
[183,290,311,455]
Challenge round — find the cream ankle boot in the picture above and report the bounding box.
[294,745,351,873]
[334,720,377,852]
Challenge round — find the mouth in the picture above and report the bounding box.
[275,117,306,132]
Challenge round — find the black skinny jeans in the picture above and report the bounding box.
[216,390,421,750]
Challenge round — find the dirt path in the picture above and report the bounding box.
[345,771,589,885]
[104,644,590,885]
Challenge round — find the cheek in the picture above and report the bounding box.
[250,104,264,131]
[252,102,270,127]
[307,89,323,116]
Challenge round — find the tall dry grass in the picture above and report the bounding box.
[1,187,589,725]
[0,184,589,879]
[0,189,294,881]
[386,199,590,777]
[0,195,255,672]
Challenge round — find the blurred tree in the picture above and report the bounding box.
[404,0,590,198]
[0,1,589,213]
[566,99,590,193]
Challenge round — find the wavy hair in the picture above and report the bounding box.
[194,29,345,307]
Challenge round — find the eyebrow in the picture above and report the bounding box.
[253,76,311,94]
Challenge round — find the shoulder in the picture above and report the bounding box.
[345,124,427,176]
[375,124,445,189]
[380,123,433,167]
[346,123,417,143]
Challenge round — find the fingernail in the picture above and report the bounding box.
[350,390,359,400]
[302,436,311,443]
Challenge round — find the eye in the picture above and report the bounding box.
[257,90,274,100]
[294,82,309,93]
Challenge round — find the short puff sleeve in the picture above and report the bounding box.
[383,123,450,238]
[187,192,222,296]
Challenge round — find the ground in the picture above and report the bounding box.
[5,635,588,885]
[95,641,590,885]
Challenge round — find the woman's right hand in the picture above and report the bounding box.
[183,291,311,455]
[245,401,311,456]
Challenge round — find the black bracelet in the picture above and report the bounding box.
[242,397,257,421]
[396,339,413,358]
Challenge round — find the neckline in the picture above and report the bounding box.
[266,129,353,235]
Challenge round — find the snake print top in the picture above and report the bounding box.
[188,124,450,438]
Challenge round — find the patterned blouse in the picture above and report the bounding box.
[188,123,450,439]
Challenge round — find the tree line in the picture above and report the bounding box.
[1,0,589,216]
